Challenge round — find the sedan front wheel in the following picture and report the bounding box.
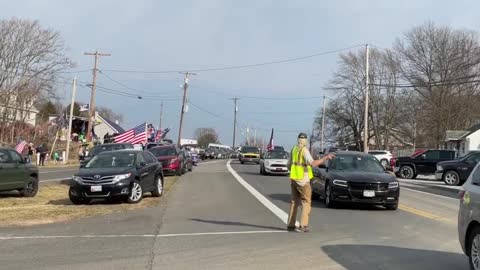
[127,181,143,204]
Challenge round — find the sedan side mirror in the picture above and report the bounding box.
[420,154,426,160]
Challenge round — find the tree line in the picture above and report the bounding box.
[316,22,480,152]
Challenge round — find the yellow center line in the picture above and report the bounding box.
[399,204,449,221]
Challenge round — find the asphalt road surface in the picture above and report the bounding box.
[39,166,79,182]
[0,160,468,270]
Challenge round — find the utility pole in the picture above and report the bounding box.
[246,126,250,145]
[84,50,110,143]
[320,95,327,153]
[363,44,370,153]
[231,97,239,149]
[254,129,257,146]
[65,77,77,164]
[159,100,164,130]
[178,72,196,145]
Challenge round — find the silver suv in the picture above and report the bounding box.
[459,162,480,269]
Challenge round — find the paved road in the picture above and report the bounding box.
[0,160,469,269]
[39,166,78,182]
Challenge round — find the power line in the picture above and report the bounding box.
[101,44,365,74]
[188,101,226,119]
[98,70,174,96]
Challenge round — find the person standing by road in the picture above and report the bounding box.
[38,144,48,166]
[287,133,335,232]
[27,143,33,163]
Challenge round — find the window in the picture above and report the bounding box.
[8,150,23,162]
[143,152,156,163]
[466,153,480,164]
[424,150,440,160]
[0,149,11,163]
[440,151,454,159]
[137,153,146,165]
[472,164,480,184]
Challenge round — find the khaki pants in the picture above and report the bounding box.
[287,180,312,227]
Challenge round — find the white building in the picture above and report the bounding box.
[0,103,38,126]
[94,112,124,143]
[445,124,480,156]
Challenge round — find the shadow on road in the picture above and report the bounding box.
[322,244,467,270]
[189,218,285,231]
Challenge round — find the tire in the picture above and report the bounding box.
[188,165,193,172]
[20,176,39,197]
[385,202,398,210]
[443,170,461,186]
[380,159,389,168]
[151,175,164,197]
[241,161,245,164]
[468,226,480,270]
[68,187,90,205]
[175,168,182,176]
[325,182,337,208]
[260,166,264,175]
[399,165,415,179]
[126,180,143,204]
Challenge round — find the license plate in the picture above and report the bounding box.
[363,190,375,197]
[91,185,102,192]
[275,168,283,171]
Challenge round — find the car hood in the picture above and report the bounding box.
[76,167,134,177]
[437,159,463,166]
[265,159,288,164]
[396,156,414,161]
[329,171,396,183]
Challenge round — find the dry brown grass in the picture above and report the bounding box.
[0,176,178,227]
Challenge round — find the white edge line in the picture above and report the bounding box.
[0,230,285,240]
[401,186,459,202]
[227,160,297,226]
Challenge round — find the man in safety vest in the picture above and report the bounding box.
[287,132,335,232]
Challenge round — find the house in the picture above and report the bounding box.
[0,103,39,126]
[444,124,480,156]
[94,112,124,143]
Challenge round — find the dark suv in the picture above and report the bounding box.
[395,149,456,179]
[0,147,39,197]
[435,151,480,186]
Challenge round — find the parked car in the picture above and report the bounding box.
[394,149,456,179]
[368,150,394,168]
[323,147,347,154]
[435,151,480,186]
[239,146,260,164]
[458,161,480,269]
[148,145,185,176]
[189,151,199,166]
[0,147,39,197]
[260,150,289,176]
[273,146,285,152]
[81,143,134,167]
[311,151,399,210]
[69,150,164,204]
[182,150,193,172]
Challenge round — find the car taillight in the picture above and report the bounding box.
[390,158,397,167]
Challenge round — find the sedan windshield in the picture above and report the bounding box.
[266,151,288,159]
[148,147,177,157]
[89,144,131,156]
[86,152,136,168]
[241,147,259,153]
[330,155,384,172]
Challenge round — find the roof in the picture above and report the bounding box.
[334,151,369,156]
[96,114,125,133]
[446,124,480,141]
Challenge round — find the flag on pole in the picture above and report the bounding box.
[114,123,147,144]
[79,104,89,112]
[15,140,27,154]
[267,128,274,151]
[155,128,171,142]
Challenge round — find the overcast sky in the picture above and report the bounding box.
[2,0,480,149]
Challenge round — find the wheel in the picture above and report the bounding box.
[188,164,193,172]
[68,187,90,205]
[325,182,337,208]
[468,226,480,270]
[385,202,398,210]
[151,175,164,197]
[380,159,389,168]
[175,168,182,176]
[399,166,415,179]
[20,176,39,197]
[260,165,264,175]
[241,161,245,164]
[443,170,461,186]
[126,181,143,204]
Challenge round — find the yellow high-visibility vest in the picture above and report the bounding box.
[289,146,313,181]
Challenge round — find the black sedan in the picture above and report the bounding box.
[311,151,399,210]
[69,150,164,204]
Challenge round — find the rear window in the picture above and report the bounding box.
[148,147,177,157]
[89,144,131,156]
[369,151,387,155]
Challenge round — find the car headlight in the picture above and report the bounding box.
[436,165,443,171]
[332,179,348,187]
[112,173,132,183]
[72,176,84,184]
[388,181,399,189]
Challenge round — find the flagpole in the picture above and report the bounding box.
[65,77,77,164]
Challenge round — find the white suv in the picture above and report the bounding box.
[368,150,393,168]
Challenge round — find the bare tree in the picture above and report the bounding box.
[0,18,72,144]
[96,106,124,123]
[194,128,219,148]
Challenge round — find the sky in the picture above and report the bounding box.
[2,0,480,149]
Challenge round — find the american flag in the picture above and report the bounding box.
[15,140,27,154]
[155,128,171,142]
[114,123,147,144]
[267,128,274,151]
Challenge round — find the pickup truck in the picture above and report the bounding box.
[394,149,456,179]
[435,151,480,186]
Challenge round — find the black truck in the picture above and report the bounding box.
[435,151,480,186]
[394,149,456,179]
